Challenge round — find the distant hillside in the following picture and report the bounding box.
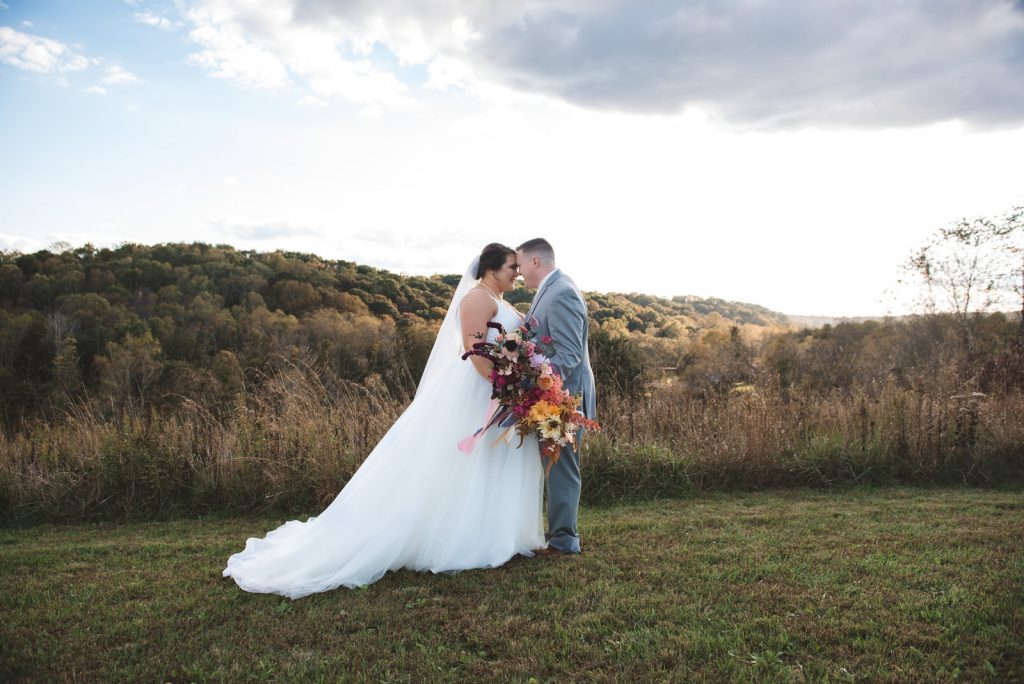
[0,241,791,335]
[3,241,1021,438]
[0,241,796,424]
[585,292,789,336]
[784,312,1024,329]
[785,314,895,328]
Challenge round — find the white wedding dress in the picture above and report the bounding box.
[223,259,545,598]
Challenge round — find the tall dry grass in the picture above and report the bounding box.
[0,366,404,520]
[584,382,1024,501]
[2,370,1022,521]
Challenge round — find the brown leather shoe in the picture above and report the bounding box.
[533,546,568,558]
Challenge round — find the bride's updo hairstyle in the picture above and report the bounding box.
[475,243,515,279]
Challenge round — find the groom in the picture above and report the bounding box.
[517,238,597,557]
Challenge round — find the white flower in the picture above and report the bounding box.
[540,425,561,441]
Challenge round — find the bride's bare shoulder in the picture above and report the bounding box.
[459,287,498,313]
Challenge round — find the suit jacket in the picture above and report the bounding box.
[526,270,597,420]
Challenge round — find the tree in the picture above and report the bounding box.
[95,331,163,411]
[904,205,1023,358]
[0,311,40,369]
[51,335,81,399]
[590,324,646,398]
[0,263,24,307]
[272,279,320,314]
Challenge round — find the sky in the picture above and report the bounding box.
[1,0,1022,317]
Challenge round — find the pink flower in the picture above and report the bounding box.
[541,336,553,345]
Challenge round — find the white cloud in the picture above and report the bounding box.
[133,11,181,31]
[21,20,32,27]
[425,55,472,91]
[101,64,140,85]
[85,85,108,94]
[180,0,412,106]
[186,19,291,90]
[0,233,42,254]
[0,26,89,76]
[0,2,10,10]
[204,218,322,241]
[297,94,326,107]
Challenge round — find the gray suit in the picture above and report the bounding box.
[526,269,596,553]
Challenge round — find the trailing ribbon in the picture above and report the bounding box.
[457,398,513,454]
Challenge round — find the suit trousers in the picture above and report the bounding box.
[544,428,583,553]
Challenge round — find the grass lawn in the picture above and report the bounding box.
[2,487,1022,682]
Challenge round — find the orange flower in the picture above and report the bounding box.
[528,400,560,424]
[551,374,563,392]
[536,374,554,391]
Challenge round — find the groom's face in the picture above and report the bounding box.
[516,250,541,289]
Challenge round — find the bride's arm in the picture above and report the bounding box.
[460,291,497,380]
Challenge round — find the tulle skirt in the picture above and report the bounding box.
[223,360,546,598]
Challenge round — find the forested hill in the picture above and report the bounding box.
[0,242,788,335]
[0,242,790,426]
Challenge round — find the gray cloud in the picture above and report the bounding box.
[474,0,1024,128]
[283,0,1024,128]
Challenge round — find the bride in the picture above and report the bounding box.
[223,243,546,598]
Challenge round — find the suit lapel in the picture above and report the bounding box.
[527,270,561,321]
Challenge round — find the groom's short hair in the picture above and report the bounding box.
[516,238,556,265]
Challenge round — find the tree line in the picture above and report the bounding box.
[0,241,789,429]
[2,205,1022,519]
[1,212,1021,436]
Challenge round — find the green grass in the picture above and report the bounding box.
[2,487,1022,682]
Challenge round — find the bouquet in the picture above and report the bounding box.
[458,319,599,474]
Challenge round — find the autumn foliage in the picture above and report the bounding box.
[0,241,1021,520]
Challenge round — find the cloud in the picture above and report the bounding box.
[21,20,32,27]
[185,15,292,90]
[0,27,141,92]
[0,233,42,253]
[172,0,1024,129]
[133,11,181,31]
[425,55,473,91]
[297,94,326,107]
[206,218,322,241]
[0,26,89,76]
[179,0,411,106]
[0,2,9,9]
[471,0,1024,128]
[101,64,140,85]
